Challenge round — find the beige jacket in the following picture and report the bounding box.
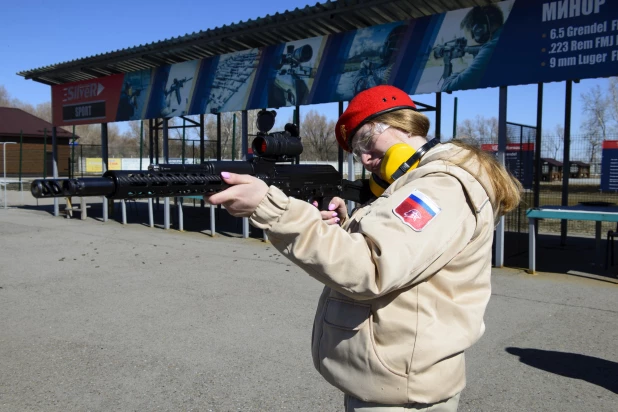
[250,143,497,404]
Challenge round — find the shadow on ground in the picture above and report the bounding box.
[496,231,618,281]
[17,200,266,240]
[506,347,618,394]
[17,202,618,279]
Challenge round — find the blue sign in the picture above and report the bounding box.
[601,140,618,191]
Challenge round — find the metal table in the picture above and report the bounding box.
[526,204,618,273]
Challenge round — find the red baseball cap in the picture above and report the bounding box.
[335,85,417,152]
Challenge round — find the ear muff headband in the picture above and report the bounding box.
[367,138,440,198]
[390,138,440,180]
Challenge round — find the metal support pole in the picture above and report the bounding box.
[200,114,205,163]
[435,92,442,140]
[149,119,154,165]
[243,217,249,238]
[452,97,458,139]
[216,113,222,161]
[182,118,186,164]
[347,152,355,213]
[154,120,159,165]
[70,125,75,179]
[209,204,216,236]
[121,199,127,224]
[81,197,87,220]
[534,83,543,208]
[232,114,236,161]
[139,121,144,170]
[241,111,248,160]
[101,123,109,222]
[495,86,508,268]
[560,80,572,246]
[528,218,536,274]
[43,128,47,179]
[163,118,170,230]
[148,198,154,227]
[338,102,344,177]
[162,118,169,162]
[295,104,300,164]
[52,127,59,216]
[178,198,184,231]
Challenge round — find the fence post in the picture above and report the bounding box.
[43,128,47,179]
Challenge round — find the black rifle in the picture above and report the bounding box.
[31,111,372,207]
[432,37,482,81]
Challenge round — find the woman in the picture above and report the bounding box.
[207,85,521,411]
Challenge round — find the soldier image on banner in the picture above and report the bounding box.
[267,37,323,108]
[334,22,407,101]
[160,60,198,117]
[204,48,261,114]
[116,69,152,121]
[416,0,514,94]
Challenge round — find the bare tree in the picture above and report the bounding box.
[205,112,241,159]
[456,119,476,142]
[299,110,337,161]
[541,124,564,159]
[0,85,10,106]
[608,77,618,132]
[475,115,499,144]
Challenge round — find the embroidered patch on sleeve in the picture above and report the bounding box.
[393,189,441,232]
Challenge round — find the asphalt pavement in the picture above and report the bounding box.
[0,193,616,411]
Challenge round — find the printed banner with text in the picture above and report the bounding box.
[52,0,618,126]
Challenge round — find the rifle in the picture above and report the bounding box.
[432,37,482,81]
[31,110,372,207]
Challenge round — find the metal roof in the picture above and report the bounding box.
[17,0,499,86]
[0,107,77,139]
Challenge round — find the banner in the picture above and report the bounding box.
[52,0,618,126]
[601,140,618,191]
[85,158,103,173]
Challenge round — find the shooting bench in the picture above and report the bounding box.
[526,204,618,274]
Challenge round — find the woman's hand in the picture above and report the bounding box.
[312,196,347,225]
[205,172,269,217]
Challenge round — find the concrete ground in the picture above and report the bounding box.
[0,189,616,411]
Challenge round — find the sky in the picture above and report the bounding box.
[0,0,611,138]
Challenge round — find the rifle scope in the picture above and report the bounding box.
[252,133,303,158]
[292,45,313,63]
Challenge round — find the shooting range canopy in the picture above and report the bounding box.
[18,0,500,85]
[19,0,618,127]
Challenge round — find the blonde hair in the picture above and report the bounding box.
[372,109,522,216]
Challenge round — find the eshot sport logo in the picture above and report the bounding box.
[62,83,105,103]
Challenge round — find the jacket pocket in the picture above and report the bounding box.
[315,297,408,404]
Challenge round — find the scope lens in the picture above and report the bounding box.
[252,134,303,157]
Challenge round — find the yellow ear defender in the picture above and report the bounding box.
[368,138,440,198]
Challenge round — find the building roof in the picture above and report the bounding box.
[0,107,76,139]
[17,0,500,86]
[541,158,563,167]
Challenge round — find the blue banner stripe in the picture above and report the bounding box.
[409,193,436,216]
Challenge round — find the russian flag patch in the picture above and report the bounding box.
[393,189,441,231]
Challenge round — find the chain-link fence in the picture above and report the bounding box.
[477,127,618,239]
